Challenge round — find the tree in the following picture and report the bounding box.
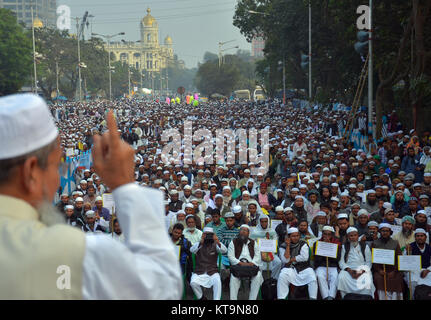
[0,8,32,96]
[110,61,140,98]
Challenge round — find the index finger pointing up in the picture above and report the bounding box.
[107,110,120,147]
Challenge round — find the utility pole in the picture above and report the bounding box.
[31,7,37,94]
[283,58,286,105]
[308,1,312,101]
[128,66,131,97]
[76,17,82,101]
[56,60,59,97]
[369,0,374,139]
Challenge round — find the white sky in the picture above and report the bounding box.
[57,0,251,68]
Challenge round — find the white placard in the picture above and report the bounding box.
[425,207,431,217]
[398,255,422,271]
[315,241,339,259]
[395,218,402,225]
[102,193,115,215]
[390,225,402,235]
[258,239,277,253]
[372,248,395,265]
[271,219,283,231]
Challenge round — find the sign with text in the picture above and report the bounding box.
[315,241,338,259]
[372,248,395,265]
[390,225,402,235]
[271,220,283,231]
[258,239,277,253]
[102,193,115,215]
[398,255,422,271]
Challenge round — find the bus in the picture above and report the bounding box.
[253,86,265,101]
[233,90,251,100]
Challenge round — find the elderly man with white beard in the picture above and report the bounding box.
[277,227,318,300]
[393,215,416,250]
[0,94,182,299]
[228,224,264,300]
[337,227,375,299]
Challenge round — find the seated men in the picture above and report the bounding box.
[250,215,282,280]
[277,227,318,300]
[190,227,227,300]
[313,226,341,300]
[338,227,375,298]
[228,225,264,300]
[404,228,431,298]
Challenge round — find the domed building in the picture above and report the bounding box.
[107,8,179,84]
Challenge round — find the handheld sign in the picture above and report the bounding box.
[398,255,422,271]
[307,237,318,249]
[66,148,75,157]
[271,219,283,231]
[372,248,395,265]
[389,225,402,235]
[258,239,277,253]
[102,193,115,215]
[315,241,338,259]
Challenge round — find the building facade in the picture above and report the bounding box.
[0,0,56,28]
[107,8,175,76]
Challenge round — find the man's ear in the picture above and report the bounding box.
[22,156,40,194]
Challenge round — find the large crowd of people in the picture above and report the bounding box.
[51,96,431,300]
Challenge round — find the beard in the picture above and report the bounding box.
[402,228,413,237]
[223,196,231,206]
[367,199,376,206]
[37,200,66,227]
[239,234,248,244]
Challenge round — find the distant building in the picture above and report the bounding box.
[251,35,265,59]
[107,8,184,78]
[0,0,57,28]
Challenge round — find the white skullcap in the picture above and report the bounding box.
[203,227,214,233]
[0,94,58,160]
[170,190,178,195]
[232,205,242,213]
[379,223,392,230]
[64,205,74,210]
[331,197,340,202]
[287,227,299,235]
[316,211,326,217]
[322,226,335,233]
[184,185,192,190]
[284,207,293,212]
[214,194,223,199]
[347,227,358,234]
[176,210,186,215]
[299,184,307,188]
[223,186,231,191]
[95,196,103,202]
[185,203,194,209]
[85,210,95,218]
[242,190,250,196]
[275,206,284,212]
[80,180,87,184]
[75,197,83,202]
[181,176,189,181]
[337,213,348,220]
[224,212,235,218]
[358,209,369,217]
[240,224,250,231]
[415,228,427,236]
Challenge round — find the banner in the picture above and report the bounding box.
[59,150,93,195]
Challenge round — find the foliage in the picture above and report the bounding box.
[0,9,32,96]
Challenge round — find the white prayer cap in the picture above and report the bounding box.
[337,213,348,220]
[0,94,58,160]
[232,205,242,213]
[64,205,74,211]
[384,208,394,215]
[415,228,427,236]
[284,207,293,213]
[75,197,83,202]
[184,185,192,190]
[287,227,299,235]
[275,206,284,212]
[346,227,358,234]
[331,183,339,187]
[240,224,250,231]
[244,169,251,173]
[203,227,214,233]
[80,180,87,184]
[331,197,340,203]
[95,196,103,202]
[223,186,231,191]
[181,176,189,181]
[383,202,392,210]
[378,223,392,230]
[85,210,95,218]
[224,212,235,218]
[416,209,427,216]
[214,194,223,200]
[358,209,369,217]
[322,226,335,233]
[185,214,195,221]
[185,203,194,209]
[348,184,357,189]
[170,190,178,195]
[176,210,186,216]
[316,211,326,217]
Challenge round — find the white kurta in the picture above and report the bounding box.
[337,243,375,297]
[82,183,183,299]
[183,228,203,245]
[189,242,227,300]
[278,245,316,286]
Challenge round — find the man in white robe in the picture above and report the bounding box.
[228,224,264,300]
[338,227,375,298]
[277,227,318,299]
[183,215,203,245]
[190,227,227,300]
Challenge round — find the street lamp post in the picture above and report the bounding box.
[218,39,236,67]
[92,32,125,100]
[31,7,37,94]
[368,0,374,139]
[76,17,82,101]
[308,1,312,101]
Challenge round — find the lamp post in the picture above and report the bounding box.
[368,0,374,139]
[92,32,125,100]
[31,7,37,94]
[218,39,236,67]
[220,46,239,66]
[308,1,312,101]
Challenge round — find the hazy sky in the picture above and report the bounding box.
[57,0,251,68]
